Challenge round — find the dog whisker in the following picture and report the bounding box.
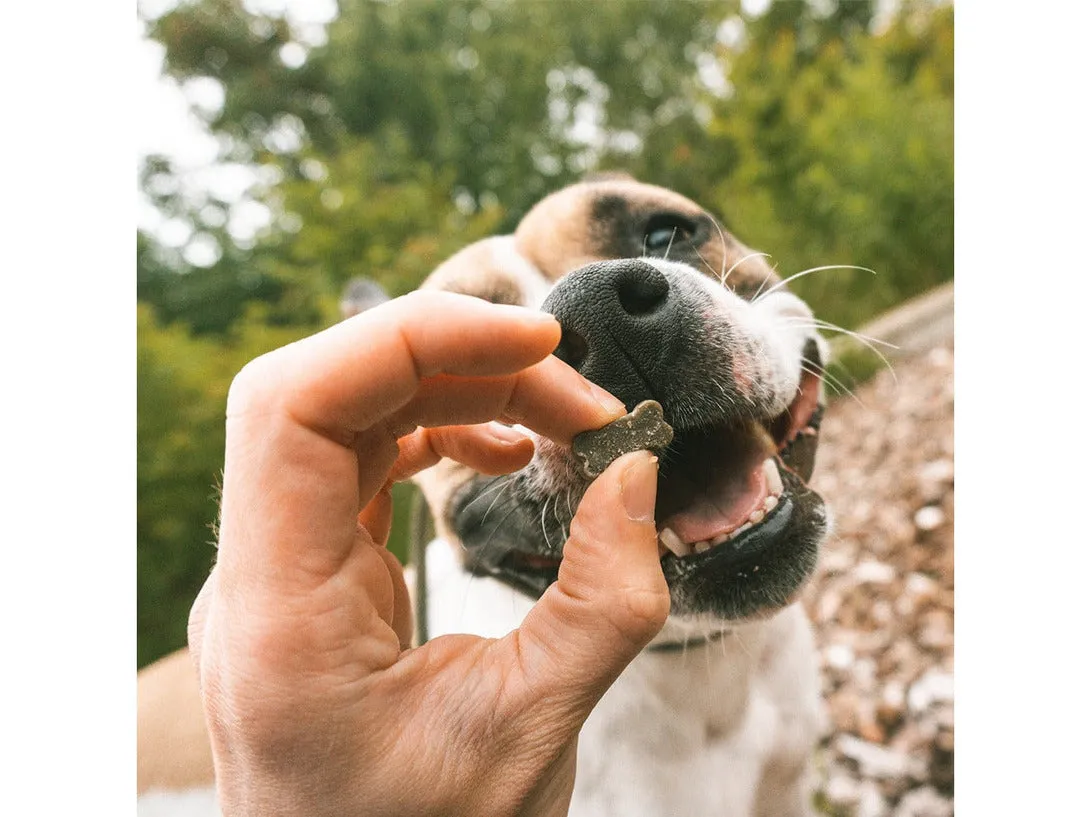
[663,226,678,261]
[721,250,772,290]
[813,366,862,404]
[753,264,878,305]
[793,322,893,385]
[781,316,898,350]
[749,262,784,300]
[800,360,865,408]
[563,487,576,544]
[731,628,755,663]
[694,247,719,278]
[750,261,780,301]
[540,496,554,552]
[462,474,514,514]
[801,363,848,399]
[477,503,522,566]
[702,210,732,285]
[477,477,517,530]
[774,301,899,381]
[551,492,569,544]
[456,552,507,632]
[824,355,871,393]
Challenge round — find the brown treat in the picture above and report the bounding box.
[572,399,674,478]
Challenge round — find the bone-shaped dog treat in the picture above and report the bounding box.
[572,399,674,479]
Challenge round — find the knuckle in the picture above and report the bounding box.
[197,622,311,746]
[621,583,670,636]
[226,352,280,415]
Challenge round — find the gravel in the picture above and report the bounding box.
[803,340,954,816]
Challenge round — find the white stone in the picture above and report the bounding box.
[914,505,945,531]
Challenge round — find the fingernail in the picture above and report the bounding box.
[486,421,530,446]
[488,303,559,326]
[621,452,659,523]
[508,304,559,325]
[529,311,561,326]
[584,379,626,417]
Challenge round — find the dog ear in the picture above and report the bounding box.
[581,170,636,184]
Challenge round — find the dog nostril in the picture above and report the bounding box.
[617,268,669,316]
[554,327,589,370]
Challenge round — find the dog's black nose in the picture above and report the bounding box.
[542,259,681,410]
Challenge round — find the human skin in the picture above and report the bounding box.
[187,290,671,817]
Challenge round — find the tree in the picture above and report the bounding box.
[699,0,954,329]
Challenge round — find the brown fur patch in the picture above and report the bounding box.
[420,237,529,306]
[512,180,778,298]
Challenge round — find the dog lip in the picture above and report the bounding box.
[657,458,825,610]
[704,490,793,561]
[510,552,563,570]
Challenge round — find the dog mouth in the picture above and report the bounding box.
[654,360,822,562]
[500,346,826,608]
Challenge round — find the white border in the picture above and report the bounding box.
[7,0,1089,812]
[4,1,133,811]
[957,1,1090,812]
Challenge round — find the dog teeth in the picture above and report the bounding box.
[660,472,786,558]
[762,458,784,497]
[659,527,691,558]
[730,521,754,541]
[661,477,786,558]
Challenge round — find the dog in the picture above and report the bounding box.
[137,177,829,816]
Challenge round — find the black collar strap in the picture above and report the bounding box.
[645,629,731,653]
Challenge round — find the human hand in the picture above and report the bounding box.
[187,291,670,817]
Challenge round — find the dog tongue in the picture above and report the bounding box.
[661,459,769,544]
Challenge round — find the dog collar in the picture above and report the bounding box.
[645,629,731,653]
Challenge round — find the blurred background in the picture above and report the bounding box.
[137,0,953,670]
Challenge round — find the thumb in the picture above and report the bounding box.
[513,450,669,720]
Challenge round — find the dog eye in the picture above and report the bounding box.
[644,215,695,253]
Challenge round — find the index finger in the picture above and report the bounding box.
[227,290,623,443]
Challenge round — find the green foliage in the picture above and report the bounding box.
[701,1,954,330]
[137,301,310,666]
[137,304,225,666]
[269,138,507,302]
[137,0,953,666]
